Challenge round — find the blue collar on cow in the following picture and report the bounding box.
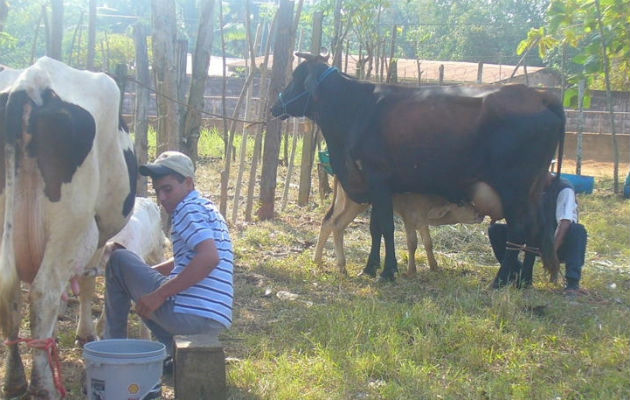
[277,66,339,116]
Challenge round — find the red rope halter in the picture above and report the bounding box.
[4,337,67,398]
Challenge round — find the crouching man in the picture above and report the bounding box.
[489,171,587,294]
[104,151,233,365]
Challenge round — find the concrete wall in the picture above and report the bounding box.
[563,132,630,163]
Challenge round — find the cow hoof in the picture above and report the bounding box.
[75,334,97,347]
[359,266,378,278]
[27,386,52,400]
[490,278,508,289]
[378,274,396,283]
[2,382,28,399]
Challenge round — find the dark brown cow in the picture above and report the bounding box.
[272,53,564,285]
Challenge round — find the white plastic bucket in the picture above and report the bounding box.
[83,339,166,400]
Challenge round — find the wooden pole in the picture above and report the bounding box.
[151,0,179,152]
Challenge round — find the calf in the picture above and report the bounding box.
[75,197,168,343]
[314,179,482,276]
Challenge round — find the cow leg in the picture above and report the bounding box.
[492,222,525,288]
[370,189,397,281]
[519,253,536,288]
[418,224,439,272]
[2,281,28,399]
[29,222,99,399]
[76,275,97,345]
[402,221,419,278]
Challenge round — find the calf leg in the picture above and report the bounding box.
[2,281,27,399]
[331,203,368,274]
[418,225,439,271]
[314,209,334,266]
[402,221,419,277]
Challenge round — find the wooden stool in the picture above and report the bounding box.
[174,334,226,400]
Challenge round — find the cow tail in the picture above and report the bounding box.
[0,90,27,335]
[549,99,566,177]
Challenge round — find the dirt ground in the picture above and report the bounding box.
[561,159,629,178]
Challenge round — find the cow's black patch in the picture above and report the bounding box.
[26,88,95,202]
[122,147,137,216]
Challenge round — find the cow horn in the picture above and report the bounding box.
[295,51,329,63]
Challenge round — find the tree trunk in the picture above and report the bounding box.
[594,0,619,192]
[331,0,343,68]
[87,0,96,70]
[134,23,150,196]
[297,11,322,206]
[49,0,63,60]
[181,0,216,164]
[257,0,294,220]
[176,39,189,125]
[151,0,180,153]
[68,11,84,66]
[30,8,45,65]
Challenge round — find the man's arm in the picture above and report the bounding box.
[554,219,571,253]
[554,187,577,254]
[136,239,219,318]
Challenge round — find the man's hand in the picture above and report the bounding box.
[136,290,167,319]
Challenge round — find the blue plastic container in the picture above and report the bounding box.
[561,173,595,194]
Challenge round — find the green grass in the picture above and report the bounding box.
[223,169,630,400]
[1,146,627,400]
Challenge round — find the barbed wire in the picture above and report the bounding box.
[121,74,272,126]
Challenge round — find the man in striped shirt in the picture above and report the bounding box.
[104,151,233,361]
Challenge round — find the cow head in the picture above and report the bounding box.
[271,52,334,120]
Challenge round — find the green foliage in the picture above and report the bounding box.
[534,0,630,91]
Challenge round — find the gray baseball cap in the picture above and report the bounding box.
[139,151,195,179]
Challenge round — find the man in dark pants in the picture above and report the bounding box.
[488,172,588,294]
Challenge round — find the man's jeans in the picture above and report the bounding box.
[104,249,225,355]
[488,222,587,288]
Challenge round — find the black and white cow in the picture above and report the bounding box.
[0,57,137,399]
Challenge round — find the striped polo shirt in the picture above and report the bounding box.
[170,190,233,328]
